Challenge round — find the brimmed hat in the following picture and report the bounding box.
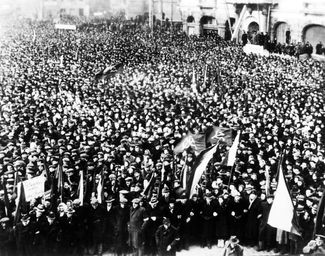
[150,197,158,204]
[21,215,30,221]
[47,211,56,220]
[106,196,115,203]
[316,234,325,240]
[0,217,10,223]
[132,198,141,204]
[120,197,128,203]
[36,204,45,212]
[162,217,171,224]
[229,236,239,244]
[66,207,75,214]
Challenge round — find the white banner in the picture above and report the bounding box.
[22,175,46,202]
[55,24,77,30]
[243,44,270,57]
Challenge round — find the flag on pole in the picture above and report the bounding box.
[14,182,27,225]
[207,126,234,146]
[2,179,11,218]
[173,132,206,156]
[221,131,241,166]
[214,67,221,85]
[95,63,123,81]
[143,172,156,198]
[268,155,301,236]
[186,144,219,198]
[314,189,325,237]
[265,167,271,197]
[202,64,208,89]
[161,164,165,183]
[97,166,106,204]
[181,162,190,190]
[191,65,198,94]
[78,170,84,206]
[56,160,63,201]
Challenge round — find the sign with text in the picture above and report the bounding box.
[22,175,46,201]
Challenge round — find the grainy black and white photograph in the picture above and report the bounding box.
[0,0,325,255]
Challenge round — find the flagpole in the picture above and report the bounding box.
[181,155,188,189]
[227,162,236,188]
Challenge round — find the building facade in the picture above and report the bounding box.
[40,0,90,20]
[180,0,325,51]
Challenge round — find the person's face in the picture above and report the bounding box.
[316,237,324,246]
[1,222,6,229]
[163,222,170,229]
[22,218,29,225]
[132,202,139,209]
[47,218,54,225]
[249,193,257,201]
[36,210,42,218]
[162,192,169,197]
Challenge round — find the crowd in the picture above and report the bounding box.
[0,18,325,256]
[242,30,325,57]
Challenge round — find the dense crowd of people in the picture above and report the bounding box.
[0,18,325,256]
[241,30,325,57]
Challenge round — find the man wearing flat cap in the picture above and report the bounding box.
[244,189,262,247]
[258,194,276,251]
[0,217,12,256]
[128,198,146,256]
[115,197,130,255]
[143,196,162,255]
[155,217,180,256]
[44,212,60,256]
[15,215,34,256]
[31,204,48,256]
[89,197,106,256]
[103,196,116,253]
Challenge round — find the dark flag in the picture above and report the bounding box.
[207,126,234,146]
[2,179,11,218]
[180,161,190,190]
[186,144,219,198]
[97,165,107,203]
[14,181,27,225]
[214,67,221,85]
[314,189,325,236]
[56,159,63,202]
[143,172,156,199]
[95,63,124,81]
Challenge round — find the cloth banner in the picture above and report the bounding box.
[21,175,46,202]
